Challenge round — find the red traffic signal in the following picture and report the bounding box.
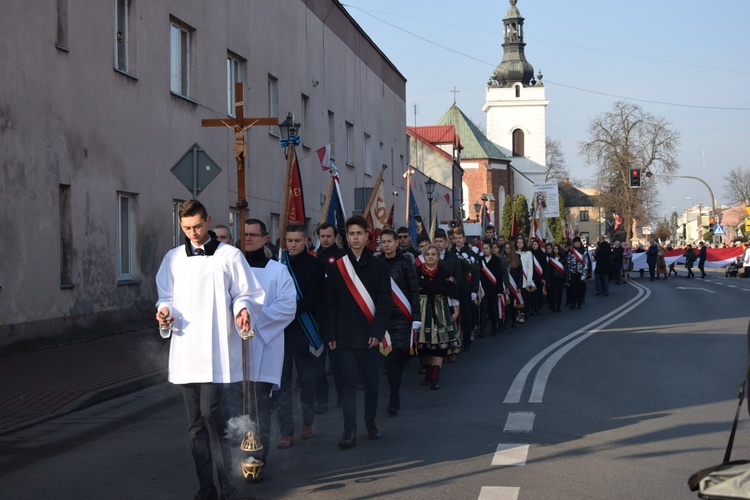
[629,168,642,188]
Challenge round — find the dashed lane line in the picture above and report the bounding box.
[504,412,535,432]
[492,443,530,466]
[478,486,520,500]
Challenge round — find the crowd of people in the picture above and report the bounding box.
[154,200,750,500]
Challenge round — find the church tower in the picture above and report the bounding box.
[483,0,548,198]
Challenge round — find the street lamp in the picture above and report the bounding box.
[474,201,482,222]
[425,177,436,230]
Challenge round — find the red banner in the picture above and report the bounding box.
[287,155,306,226]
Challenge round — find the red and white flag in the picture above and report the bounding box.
[444,192,452,207]
[317,144,331,171]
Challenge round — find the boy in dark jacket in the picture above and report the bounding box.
[324,216,391,448]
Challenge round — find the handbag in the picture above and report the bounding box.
[688,322,750,498]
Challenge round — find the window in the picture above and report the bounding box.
[172,199,185,248]
[515,85,521,98]
[170,20,191,97]
[114,0,132,72]
[56,0,68,50]
[364,133,372,175]
[345,122,354,165]
[512,129,525,156]
[579,210,589,222]
[300,94,309,147]
[379,142,384,171]
[229,207,241,246]
[60,184,73,287]
[267,74,279,135]
[328,111,335,160]
[227,53,245,116]
[118,193,138,281]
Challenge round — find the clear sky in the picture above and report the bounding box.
[342,0,750,219]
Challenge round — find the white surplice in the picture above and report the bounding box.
[155,243,265,384]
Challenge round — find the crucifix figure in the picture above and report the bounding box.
[201,82,278,254]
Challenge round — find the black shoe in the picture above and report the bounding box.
[603,292,609,296]
[219,478,237,499]
[463,345,472,352]
[193,487,219,500]
[577,304,583,309]
[387,406,398,416]
[315,403,328,414]
[430,380,440,390]
[366,421,381,440]
[338,431,357,448]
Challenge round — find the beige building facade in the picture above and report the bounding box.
[0,0,433,351]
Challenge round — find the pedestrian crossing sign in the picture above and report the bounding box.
[713,224,725,235]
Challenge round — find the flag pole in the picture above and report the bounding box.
[404,168,412,226]
[319,176,334,225]
[364,164,387,218]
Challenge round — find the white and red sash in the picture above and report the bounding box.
[532,255,544,279]
[572,248,585,266]
[498,292,506,321]
[481,259,497,286]
[337,255,392,355]
[549,257,565,275]
[507,274,524,306]
[390,278,412,322]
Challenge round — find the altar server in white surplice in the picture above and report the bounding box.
[237,218,298,480]
[155,200,265,500]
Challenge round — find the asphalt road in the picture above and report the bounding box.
[1,271,749,499]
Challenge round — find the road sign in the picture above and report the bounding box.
[745,219,750,232]
[642,226,651,235]
[171,143,222,197]
[713,224,725,235]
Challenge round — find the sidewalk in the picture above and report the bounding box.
[0,328,168,435]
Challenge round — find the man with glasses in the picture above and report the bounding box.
[396,226,420,259]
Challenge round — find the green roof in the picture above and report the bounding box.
[437,105,510,162]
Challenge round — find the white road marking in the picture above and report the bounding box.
[478,486,520,500]
[675,287,716,293]
[504,412,535,432]
[492,443,530,466]
[504,280,649,403]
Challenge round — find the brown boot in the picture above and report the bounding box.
[430,365,441,390]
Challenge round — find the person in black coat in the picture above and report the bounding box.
[698,241,708,278]
[545,243,567,312]
[594,235,612,295]
[529,238,547,315]
[611,240,624,284]
[324,216,391,448]
[315,222,346,412]
[450,227,480,351]
[646,240,659,281]
[479,238,509,336]
[376,229,420,416]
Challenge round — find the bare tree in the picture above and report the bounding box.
[578,101,680,242]
[723,166,750,205]
[545,137,570,182]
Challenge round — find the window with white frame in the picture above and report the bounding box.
[170,20,191,97]
[229,207,241,246]
[172,199,185,248]
[227,53,245,116]
[267,74,279,135]
[579,210,589,222]
[345,122,353,165]
[118,193,138,281]
[363,133,372,175]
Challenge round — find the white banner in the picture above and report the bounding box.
[532,182,560,218]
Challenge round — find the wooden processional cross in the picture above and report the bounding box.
[201,82,279,255]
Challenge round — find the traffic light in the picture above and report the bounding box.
[629,168,642,188]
